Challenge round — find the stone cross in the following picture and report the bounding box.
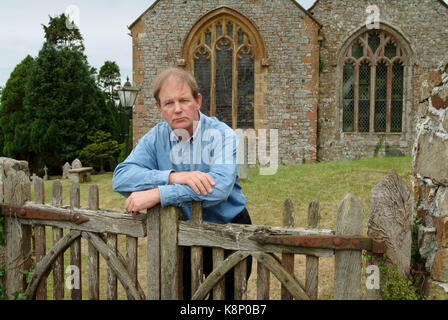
[43,166,48,181]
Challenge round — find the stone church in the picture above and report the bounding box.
[129,0,448,164]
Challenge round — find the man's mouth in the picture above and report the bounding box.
[174,117,186,122]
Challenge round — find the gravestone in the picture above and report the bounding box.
[62,162,71,179]
[72,159,82,169]
[69,158,92,183]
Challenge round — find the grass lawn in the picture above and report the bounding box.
[36,155,412,300]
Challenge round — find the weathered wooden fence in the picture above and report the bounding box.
[0,157,398,300]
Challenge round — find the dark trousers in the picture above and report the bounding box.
[182,207,252,300]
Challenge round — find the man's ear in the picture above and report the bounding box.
[195,93,202,111]
[155,101,162,113]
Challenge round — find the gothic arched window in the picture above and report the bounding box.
[342,31,405,133]
[187,16,257,129]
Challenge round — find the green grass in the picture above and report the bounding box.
[35,155,412,300]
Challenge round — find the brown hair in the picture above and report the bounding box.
[152,67,199,104]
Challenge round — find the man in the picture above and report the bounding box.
[112,67,251,299]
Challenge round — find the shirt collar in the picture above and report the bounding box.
[169,111,203,143]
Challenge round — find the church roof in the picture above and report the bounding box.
[128,0,322,30]
[308,0,448,12]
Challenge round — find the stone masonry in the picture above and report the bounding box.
[413,54,448,297]
[129,0,448,163]
[310,0,448,161]
[130,0,320,165]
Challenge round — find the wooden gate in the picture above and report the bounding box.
[0,157,386,300]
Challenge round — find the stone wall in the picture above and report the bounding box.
[310,0,448,161]
[413,55,448,297]
[130,0,320,164]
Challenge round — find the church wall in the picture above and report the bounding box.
[310,0,448,161]
[130,0,320,164]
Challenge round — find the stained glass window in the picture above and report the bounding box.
[237,47,254,128]
[190,17,256,128]
[342,30,405,133]
[342,61,354,132]
[374,61,388,132]
[368,32,380,55]
[194,48,211,116]
[358,61,371,133]
[391,62,404,132]
[215,39,233,127]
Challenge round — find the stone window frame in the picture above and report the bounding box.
[337,24,413,135]
[181,7,268,130]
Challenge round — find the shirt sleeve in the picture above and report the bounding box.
[158,128,239,208]
[112,129,173,197]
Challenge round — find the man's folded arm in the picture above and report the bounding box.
[158,163,238,208]
[112,131,172,197]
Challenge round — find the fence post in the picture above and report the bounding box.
[69,182,82,300]
[147,205,161,300]
[160,206,182,300]
[0,157,32,299]
[52,180,65,300]
[281,198,295,300]
[88,184,100,300]
[190,202,203,297]
[33,177,47,300]
[334,193,364,300]
[306,200,320,299]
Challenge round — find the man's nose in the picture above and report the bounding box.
[174,101,182,112]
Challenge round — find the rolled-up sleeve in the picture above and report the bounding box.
[112,130,172,197]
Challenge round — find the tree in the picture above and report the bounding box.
[78,131,123,173]
[98,61,121,101]
[23,41,115,173]
[0,55,36,163]
[42,13,85,52]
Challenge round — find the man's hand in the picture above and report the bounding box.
[125,188,161,218]
[169,171,215,195]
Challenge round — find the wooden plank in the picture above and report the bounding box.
[178,222,334,257]
[306,200,320,300]
[190,202,203,297]
[212,248,225,300]
[25,230,81,300]
[88,185,100,300]
[257,259,270,299]
[252,252,310,300]
[52,179,64,300]
[281,198,295,300]
[70,182,82,300]
[192,251,251,300]
[33,177,47,300]
[334,193,364,300]
[106,233,118,300]
[126,236,138,300]
[160,206,181,300]
[19,202,147,237]
[147,206,160,300]
[81,232,143,300]
[234,259,247,300]
[1,158,32,299]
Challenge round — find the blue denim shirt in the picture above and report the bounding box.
[112,112,247,224]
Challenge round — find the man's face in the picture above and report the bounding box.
[155,75,201,137]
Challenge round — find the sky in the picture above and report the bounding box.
[0,0,317,89]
